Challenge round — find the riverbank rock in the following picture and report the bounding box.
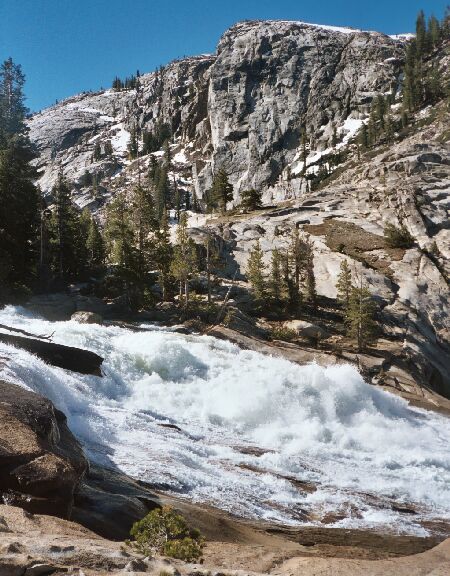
[1,501,448,576]
[284,320,331,341]
[27,293,76,321]
[223,306,269,339]
[71,311,103,324]
[73,463,160,540]
[0,380,88,518]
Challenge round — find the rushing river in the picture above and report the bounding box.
[0,305,449,535]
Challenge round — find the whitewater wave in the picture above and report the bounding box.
[0,305,449,534]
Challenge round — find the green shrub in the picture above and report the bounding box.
[383,223,414,248]
[129,506,204,562]
[270,326,297,342]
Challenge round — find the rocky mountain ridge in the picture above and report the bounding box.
[28,19,407,205]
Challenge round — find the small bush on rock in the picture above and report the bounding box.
[271,326,297,342]
[383,223,414,248]
[129,506,204,562]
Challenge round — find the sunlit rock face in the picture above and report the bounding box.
[28,20,404,204]
[206,21,403,199]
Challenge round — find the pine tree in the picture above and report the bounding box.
[0,58,40,296]
[289,226,302,295]
[367,101,378,146]
[240,189,263,212]
[174,180,181,222]
[346,278,377,352]
[424,65,444,104]
[93,141,102,161]
[375,94,386,129]
[191,187,199,212]
[204,231,224,305]
[403,41,419,112]
[128,129,139,159]
[112,76,123,91]
[331,124,338,148]
[300,130,308,175]
[300,235,317,306]
[104,140,113,156]
[358,123,369,150]
[131,184,157,284]
[427,15,441,48]
[105,191,136,294]
[170,211,197,306]
[269,248,288,306]
[384,113,394,142]
[49,173,87,281]
[246,239,267,304]
[209,168,233,213]
[416,10,427,57]
[86,213,105,271]
[163,139,171,169]
[0,58,28,137]
[336,259,352,311]
[154,208,173,301]
[155,166,170,221]
[282,249,300,311]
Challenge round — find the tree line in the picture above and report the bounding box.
[356,9,449,152]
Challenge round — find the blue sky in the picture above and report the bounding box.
[1,0,447,112]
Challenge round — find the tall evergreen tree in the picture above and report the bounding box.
[127,129,139,159]
[336,259,352,311]
[269,248,288,306]
[240,189,263,212]
[246,239,267,305]
[163,139,171,169]
[416,10,427,57]
[49,172,86,280]
[86,212,105,272]
[105,191,136,296]
[155,166,170,221]
[300,130,308,175]
[427,15,441,48]
[170,212,197,306]
[209,168,233,213]
[358,123,369,150]
[0,58,40,296]
[346,278,377,352]
[131,184,157,285]
[300,235,317,306]
[403,41,419,112]
[154,208,173,301]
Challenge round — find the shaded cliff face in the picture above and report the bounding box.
[28,20,404,205]
[205,21,403,198]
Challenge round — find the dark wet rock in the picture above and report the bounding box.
[0,381,88,518]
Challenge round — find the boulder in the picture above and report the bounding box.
[72,463,160,540]
[0,380,88,518]
[284,320,331,341]
[0,333,103,376]
[27,293,76,321]
[71,311,103,325]
[222,306,269,339]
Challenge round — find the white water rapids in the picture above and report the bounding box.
[0,305,449,535]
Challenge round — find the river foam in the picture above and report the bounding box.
[0,305,449,534]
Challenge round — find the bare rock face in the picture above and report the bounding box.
[205,21,403,198]
[27,20,404,205]
[284,320,330,341]
[0,380,88,518]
